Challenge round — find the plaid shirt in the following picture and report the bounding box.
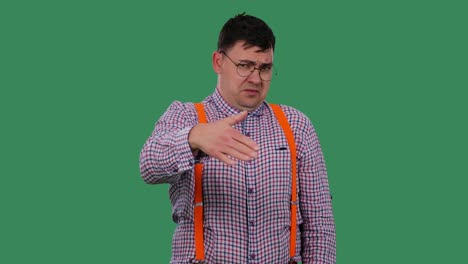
[140,89,336,264]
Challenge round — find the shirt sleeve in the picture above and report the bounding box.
[139,101,197,184]
[294,111,336,264]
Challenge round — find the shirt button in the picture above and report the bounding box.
[248,188,254,194]
[250,254,256,260]
[249,220,255,226]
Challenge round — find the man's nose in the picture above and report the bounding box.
[246,68,262,84]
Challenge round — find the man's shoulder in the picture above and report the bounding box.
[268,103,313,127]
[158,100,199,123]
[268,103,321,148]
[166,92,214,113]
[267,103,322,142]
[166,100,197,111]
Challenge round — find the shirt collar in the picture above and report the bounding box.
[210,88,267,117]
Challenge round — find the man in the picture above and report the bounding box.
[140,13,336,264]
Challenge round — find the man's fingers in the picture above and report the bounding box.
[232,132,260,151]
[213,152,236,166]
[193,113,259,166]
[215,147,253,166]
[223,146,254,161]
[226,138,258,158]
[223,112,259,151]
[225,111,248,126]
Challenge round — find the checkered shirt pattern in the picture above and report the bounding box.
[140,89,336,264]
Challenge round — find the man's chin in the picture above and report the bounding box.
[239,101,262,111]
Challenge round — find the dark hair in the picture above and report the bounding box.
[217,13,275,53]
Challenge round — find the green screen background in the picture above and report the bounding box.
[1,0,467,263]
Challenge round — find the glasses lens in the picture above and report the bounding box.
[236,64,254,77]
[260,68,273,81]
[236,65,275,81]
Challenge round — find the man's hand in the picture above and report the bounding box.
[188,111,259,165]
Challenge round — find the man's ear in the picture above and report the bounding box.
[212,51,223,74]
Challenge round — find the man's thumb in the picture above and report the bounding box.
[226,111,248,126]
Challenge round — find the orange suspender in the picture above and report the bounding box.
[192,103,298,261]
[193,103,207,261]
[270,104,298,258]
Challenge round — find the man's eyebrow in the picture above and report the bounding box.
[260,62,273,67]
[238,60,273,67]
[239,59,256,64]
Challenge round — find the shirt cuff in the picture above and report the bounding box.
[173,126,196,173]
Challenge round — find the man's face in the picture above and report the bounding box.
[213,41,274,112]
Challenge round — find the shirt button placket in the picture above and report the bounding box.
[244,115,258,263]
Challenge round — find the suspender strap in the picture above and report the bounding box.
[194,103,208,123]
[192,103,298,260]
[270,104,298,258]
[193,103,207,261]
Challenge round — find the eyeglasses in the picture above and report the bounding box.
[220,51,276,81]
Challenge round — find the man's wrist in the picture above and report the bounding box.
[188,124,200,152]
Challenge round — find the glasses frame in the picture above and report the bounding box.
[220,51,276,81]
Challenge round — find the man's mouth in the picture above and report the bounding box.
[244,89,260,94]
